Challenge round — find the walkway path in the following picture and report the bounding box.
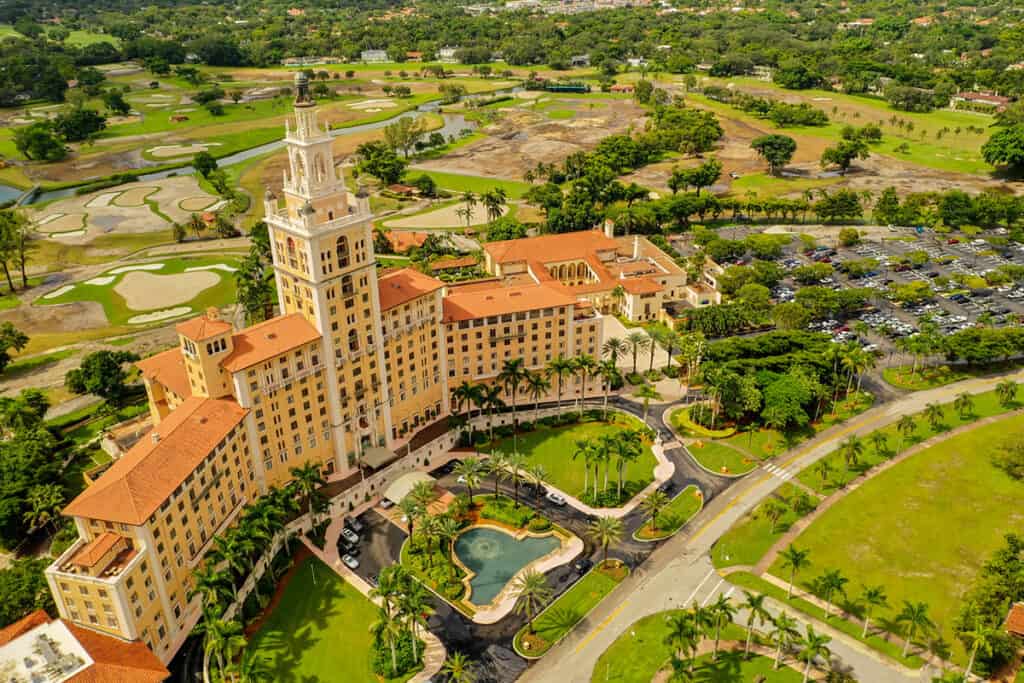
[521,367,1024,683]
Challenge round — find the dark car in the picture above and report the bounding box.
[573,558,593,574]
[926,271,940,278]
[337,537,359,556]
[657,480,675,495]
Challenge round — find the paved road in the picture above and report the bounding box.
[522,368,1024,683]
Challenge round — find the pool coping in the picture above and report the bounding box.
[451,520,583,625]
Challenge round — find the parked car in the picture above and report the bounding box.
[573,558,593,574]
[341,554,359,570]
[380,498,395,509]
[657,480,675,495]
[545,490,567,506]
[345,516,365,533]
[341,528,360,545]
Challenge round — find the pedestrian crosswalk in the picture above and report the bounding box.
[762,462,795,481]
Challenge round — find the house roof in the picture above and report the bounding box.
[63,397,247,525]
[384,230,428,253]
[175,310,232,342]
[621,278,664,295]
[430,256,477,271]
[136,348,191,399]
[220,313,321,372]
[70,532,123,568]
[0,610,49,647]
[378,268,444,311]
[1005,603,1024,637]
[442,283,576,322]
[485,230,619,265]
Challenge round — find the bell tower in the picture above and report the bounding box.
[263,73,394,476]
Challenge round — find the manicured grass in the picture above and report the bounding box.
[687,441,756,475]
[635,486,703,540]
[37,255,240,326]
[669,405,736,438]
[514,560,627,657]
[2,348,76,380]
[592,611,752,682]
[883,365,970,391]
[546,109,575,120]
[773,413,1024,663]
[711,483,816,569]
[65,30,121,47]
[488,414,657,505]
[730,172,840,199]
[246,557,415,683]
[30,229,177,269]
[403,169,531,199]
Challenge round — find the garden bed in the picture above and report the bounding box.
[634,485,704,541]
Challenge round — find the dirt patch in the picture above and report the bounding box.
[179,196,217,211]
[148,142,222,159]
[386,201,506,228]
[113,186,158,206]
[35,213,86,234]
[0,300,108,333]
[114,270,219,311]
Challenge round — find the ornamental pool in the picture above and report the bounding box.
[454,526,560,606]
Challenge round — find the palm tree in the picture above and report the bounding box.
[814,459,833,486]
[602,336,629,365]
[23,484,64,534]
[859,585,888,638]
[203,618,246,681]
[480,383,505,445]
[398,496,422,537]
[626,331,651,375]
[741,591,771,657]
[780,545,811,599]
[924,402,944,431]
[513,570,552,633]
[525,371,551,422]
[461,191,478,222]
[963,622,997,680]
[707,593,738,662]
[869,431,888,458]
[506,452,528,507]
[641,490,669,533]
[480,187,507,222]
[436,514,462,558]
[647,328,664,373]
[442,651,477,683]
[370,607,405,676]
[289,462,326,519]
[896,414,916,451]
[453,457,485,504]
[398,581,434,663]
[996,379,1018,408]
[453,380,484,449]
[797,625,832,683]
[574,353,598,408]
[815,569,849,618]
[770,611,800,670]
[839,435,863,469]
[612,432,642,500]
[370,564,409,617]
[488,451,510,496]
[190,564,233,613]
[236,655,272,683]
[498,358,529,451]
[588,516,623,565]
[411,479,436,511]
[598,360,621,422]
[896,601,933,658]
[635,384,661,422]
[953,391,975,419]
[664,612,701,674]
[573,438,595,496]
[547,355,575,411]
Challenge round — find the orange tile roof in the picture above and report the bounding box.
[63,397,247,525]
[442,283,576,322]
[622,278,664,295]
[431,256,477,271]
[175,311,232,342]
[385,230,428,253]
[136,348,191,399]
[0,610,49,647]
[64,622,168,683]
[220,313,321,373]
[70,532,124,568]
[378,268,444,311]
[1005,603,1024,637]
[485,230,619,265]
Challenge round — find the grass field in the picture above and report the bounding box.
[771,413,1024,663]
[404,169,532,199]
[514,560,626,657]
[730,172,841,199]
[635,485,703,540]
[687,441,756,475]
[245,557,415,683]
[711,483,816,569]
[488,414,657,504]
[1,348,76,381]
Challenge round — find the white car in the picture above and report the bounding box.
[342,554,359,570]
[545,491,567,506]
[341,528,360,545]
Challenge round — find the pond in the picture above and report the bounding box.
[455,526,559,606]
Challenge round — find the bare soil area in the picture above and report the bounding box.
[0,300,108,334]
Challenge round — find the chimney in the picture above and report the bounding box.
[206,307,220,321]
[603,218,615,239]
[633,235,640,259]
[151,432,161,445]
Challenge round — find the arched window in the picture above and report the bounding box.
[336,236,350,269]
[286,237,296,256]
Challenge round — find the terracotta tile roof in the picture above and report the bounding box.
[442,283,576,322]
[384,230,427,253]
[622,278,664,294]
[378,268,444,311]
[485,230,619,265]
[63,397,247,525]
[431,256,477,271]
[0,610,49,647]
[64,622,168,683]
[1005,603,1024,637]
[220,313,321,373]
[175,310,232,341]
[70,532,124,568]
[136,348,191,399]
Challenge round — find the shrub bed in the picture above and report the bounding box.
[480,495,535,528]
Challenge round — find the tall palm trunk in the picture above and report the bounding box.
[773,639,783,669]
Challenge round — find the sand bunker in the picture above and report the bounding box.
[36,214,63,225]
[185,263,237,273]
[386,201,506,229]
[42,285,74,299]
[109,263,164,275]
[37,213,87,233]
[348,99,397,110]
[128,307,192,325]
[86,192,121,208]
[148,142,222,159]
[114,271,219,311]
[85,276,116,286]
[51,229,86,238]
[113,187,158,207]
[179,196,218,211]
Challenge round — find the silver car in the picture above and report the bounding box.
[341,528,360,545]
[342,554,359,570]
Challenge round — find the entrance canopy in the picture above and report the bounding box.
[383,471,435,505]
[362,446,398,470]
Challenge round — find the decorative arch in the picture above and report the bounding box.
[337,235,350,269]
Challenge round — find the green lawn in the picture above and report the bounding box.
[591,611,755,682]
[489,415,658,505]
[514,560,627,657]
[730,172,841,199]
[404,169,532,199]
[669,405,736,438]
[882,365,970,390]
[711,483,816,569]
[246,557,415,683]
[771,413,1024,663]
[2,348,76,380]
[635,485,703,540]
[36,255,240,326]
[690,441,758,476]
[546,109,575,120]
